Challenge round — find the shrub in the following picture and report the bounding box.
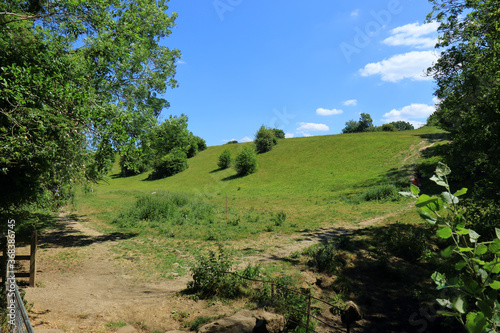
[150,149,188,180]
[194,136,207,151]
[380,223,434,262]
[381,123,398,132]
[255,125,277,153]
[234,147,258,176]
[119,147,149,176]
[359,184,400,202]
[272,128,285,139]
[226,140,238,144]
[305,239,344,274]
[217,149,232,169]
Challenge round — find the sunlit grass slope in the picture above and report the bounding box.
[76,126,447,233]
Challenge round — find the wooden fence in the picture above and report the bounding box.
[0,231,37,287]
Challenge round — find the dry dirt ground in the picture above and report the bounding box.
[19,209,403,333]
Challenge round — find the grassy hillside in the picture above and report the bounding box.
[76,126,447,235]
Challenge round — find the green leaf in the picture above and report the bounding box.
[496,228,500,240]
[477,300,493,318]
[436,298,452,309]
[432,271,447,288]
[441,245,456,258]
[435,162,451,177]
[437,227,452,239]
[469,229,480,243]
[465,312,488,333]
[452,295,467,314]
[490,239,500,254]
[475,244,488,255]
[457,247,474,253]
[430,175,448,188]
[410,184,420,196]
[453,187,468,197]
[490,280,500,290]
[456,227,470,235]
[455,260,467,271]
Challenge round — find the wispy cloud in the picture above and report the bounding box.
[343,99,357,107]
[316,108,343,116]
[240,136,253,143]
[360,51,437,82]
[383,21,439,49]
[350,9,359,17]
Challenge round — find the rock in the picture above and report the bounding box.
[254,311,286,333]
[198,310,256,333]
[117,324,138,333]
[340,301,362,326]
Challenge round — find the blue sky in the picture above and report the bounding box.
[161,0,440,147]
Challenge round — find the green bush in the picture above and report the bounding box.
[359,184,400,202]
[305,239,343,274]
[255,125,277,153]
[234,147,258,176]
[217,149,232,169]
[380,223,434,262]
[113,192,216,230]
[381,123,398,132]
[150,149,188,180]
[119,146,149,176]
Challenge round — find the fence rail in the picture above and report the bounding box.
[225,271,348,333]
[5,271,35,333]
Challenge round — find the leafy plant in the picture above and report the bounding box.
[401,162,500,332]
[255,125,277,153]
[150,148,188,180]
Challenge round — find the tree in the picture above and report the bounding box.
[426,0,500,200]
[272,128,286,139]
[234,147,258,176]
[255,125,277,153]
[218,149,232,169]
[0,0,180,219]
[342,113,374,133]
[389,121,414,131]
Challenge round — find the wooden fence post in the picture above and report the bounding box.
[306,294,312,333]
[29,231,37,287]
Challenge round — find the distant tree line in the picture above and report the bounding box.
[342,113,414,134]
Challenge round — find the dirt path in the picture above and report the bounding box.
[22,203,411,333]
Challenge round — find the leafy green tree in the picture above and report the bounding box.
[234,147,258,176]
[389,121,414,131]
[254,125,277,153]
[357,113,374,132]
[381,124,398,132]
[342,113,374,133]
[427,0,500,200]
[149,148,188,180]
[272,128,286,139]
[218,149,232,169]
[0,0,180,219]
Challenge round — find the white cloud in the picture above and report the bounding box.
[316,108,343,116]
[343,99,357,107]
[383,103,435,126]
[285,133,294,138]
[297,122,329,133]
[360,51,437,82]
[240,136,253,143]
[383,21,439,49]
[350,9,359,17]
[176,60,186,65]
[432,96,441,105]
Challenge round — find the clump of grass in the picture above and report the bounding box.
[359,184,400,202]
[112,192,217,232]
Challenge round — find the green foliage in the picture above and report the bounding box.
[342,113,374,133]
[381,124,398,132]
[272,128,286,139]
[234,147,258,176]
[272,211,286,226]
[217,149,232,169]
[113,192,216,231]
[389,121,414,131]
[401,163,500,332]
[150,149,188,180]
[119,146,150,176]
[427,0,500,200]
[305,239,344,274]
[194,136,207,152]
[381,223,434,263]
[255,125,277,153]
[357,184,400,202]
[0,0,180,220]
[226,140,238,144]
[188,244,241,299]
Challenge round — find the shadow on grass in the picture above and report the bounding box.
[222,173,244,181]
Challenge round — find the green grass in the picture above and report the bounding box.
[72,127,447,276]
